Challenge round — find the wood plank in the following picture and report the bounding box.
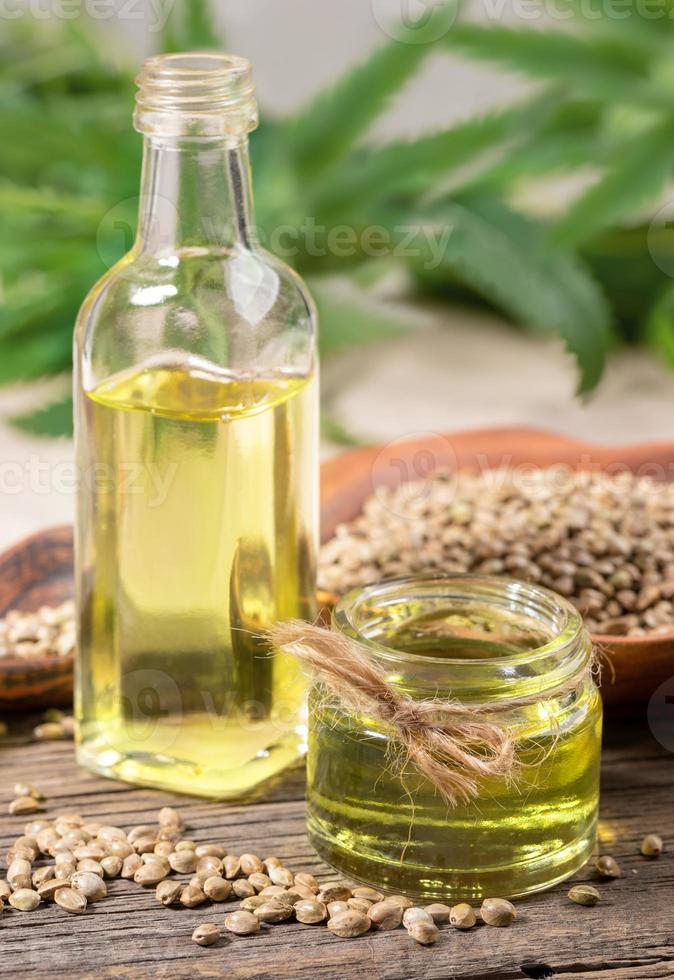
[0,719,672,979]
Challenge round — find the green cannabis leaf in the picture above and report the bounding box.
[4,0,674,436]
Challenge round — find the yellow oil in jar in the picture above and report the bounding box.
[307,602,601,900]
[75,359,317,798]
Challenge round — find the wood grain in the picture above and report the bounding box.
[0,716,672,979]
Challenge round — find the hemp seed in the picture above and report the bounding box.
[407,920,439,945]
[240,853,264,875]
[192,923,220,947]
[481,897,517,926]
[317,884,352,904]
[368,901,403,931]
[71,871,107,902]
[224,910,260,936]
[9,888,40,911]
[402,907,434,929]
[9,797,42,816]
[568,885,600,906]
[595,855,621,878]
[180,885,206,908]
[156,881,183,906]
[54,887,87,914]
[641,834,664,858]
[203,876,232,902]
[254,900,293,923]
[327,909,371,938]
[294,898,327,924]
[449,902,476,929]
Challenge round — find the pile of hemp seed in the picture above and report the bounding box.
[0,600,75,660]
[318,468,674,636]
[2,784,665,949]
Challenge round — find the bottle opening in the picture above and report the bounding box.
[134,51,258,138]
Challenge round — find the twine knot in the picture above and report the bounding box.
[268,619,594,807]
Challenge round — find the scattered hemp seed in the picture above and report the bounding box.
[224,910,260,936]
[156,880,183,906]
[327,909,371,938]
[402,907,434,929]
[54,887,87,914]
[295,899,327,924]
[9,888,40,911]
[254,900,293,924]
[239,895,266,912]
[407,920,439,945]
[13,783,44,800]
[568,885,600,907]
[595,855,622,878]
[641,834,664,858]
[157,807,184,831]
[317,884,352,904]
[240,854,264,876]
[295,873,320,894]
[37,878,70,902]
[224,855,241,879]
[203,876,232,902]
[192,923,221,947]
[32,723,66,742]
[8,797,42,816]
[449,903,476,929]
[71,872,107,902]
[0,601,75,661]
[180,885,206,908]
[347,897,373,914]
[481,898,517,927]
[232,879,255,899]
[368,901,404,931]
[387,894,414,910]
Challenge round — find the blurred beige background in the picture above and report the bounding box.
[2,0,674,550]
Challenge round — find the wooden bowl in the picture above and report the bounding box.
[3,426,673,712]
[320,426,674,713]
[0,525,73,710]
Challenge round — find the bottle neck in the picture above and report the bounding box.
[135,136,256,256]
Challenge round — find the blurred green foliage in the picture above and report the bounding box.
[3,0,674,436]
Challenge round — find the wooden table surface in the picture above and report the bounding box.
[1,716,672,980]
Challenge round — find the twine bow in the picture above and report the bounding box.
[268,620,595,807]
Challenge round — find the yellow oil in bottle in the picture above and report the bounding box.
[75,358,317,798]
[307,601,601,900]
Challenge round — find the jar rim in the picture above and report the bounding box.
[333,574,587,671]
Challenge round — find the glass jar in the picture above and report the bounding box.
[307,575,601,900]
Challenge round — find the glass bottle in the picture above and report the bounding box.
[74,53,318,798]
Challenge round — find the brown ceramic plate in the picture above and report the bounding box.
[0,525,73,710]
[3,427,673,712]
[320,426,674,713]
